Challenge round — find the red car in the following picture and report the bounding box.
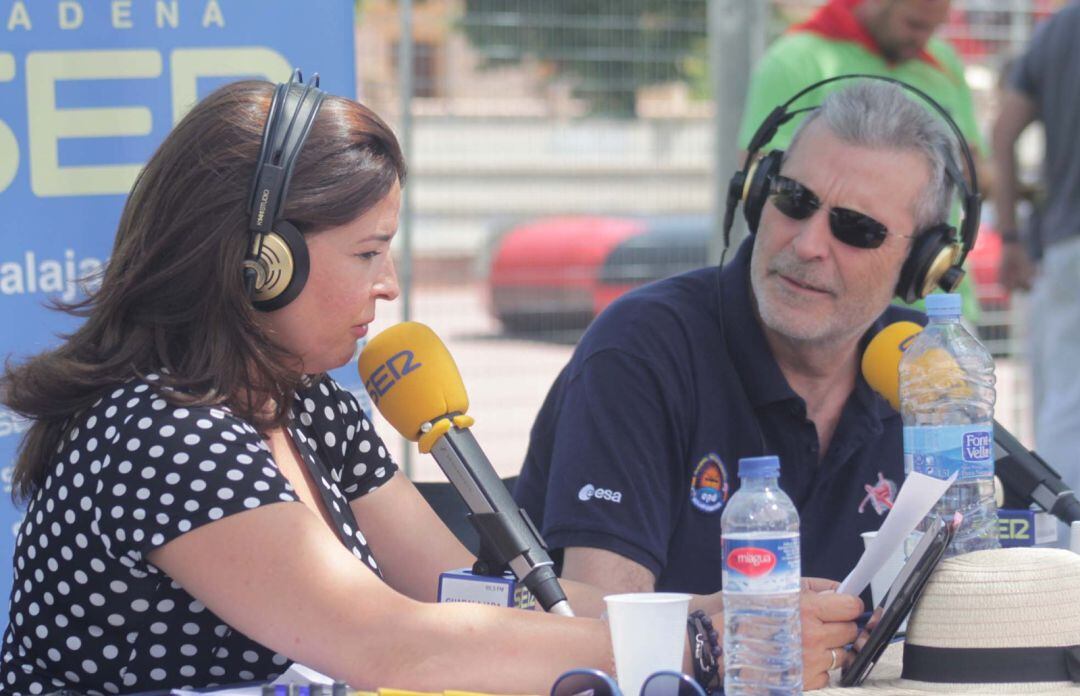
[488,215,712,332]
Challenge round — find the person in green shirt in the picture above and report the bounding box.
[737,0,985,322]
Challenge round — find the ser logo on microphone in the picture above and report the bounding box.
[364,349,422,405]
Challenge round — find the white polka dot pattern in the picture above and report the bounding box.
[1,375,396,694]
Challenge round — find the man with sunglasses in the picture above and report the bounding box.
[736,0,984,324]
[515,82,951,688]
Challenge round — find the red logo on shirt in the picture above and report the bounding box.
[726,547,777,577]
[858,472,897,516]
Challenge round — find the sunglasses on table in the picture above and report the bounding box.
[551,668,707,696]
[768,174,910,250]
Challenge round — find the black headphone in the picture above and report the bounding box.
[244,69,326,312]
[724,74,981,304]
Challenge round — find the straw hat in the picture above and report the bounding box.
[809,547,1080,695]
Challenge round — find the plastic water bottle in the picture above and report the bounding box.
[722,455,802,695]
[900,292,998,557]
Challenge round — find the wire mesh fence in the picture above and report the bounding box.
[355,0,1054,476]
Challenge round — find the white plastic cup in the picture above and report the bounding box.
[604,592,691,696]
[1070,521,1080,554]
[861,531,906,607]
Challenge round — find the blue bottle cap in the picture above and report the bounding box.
[738,455,780,478]
[925,292,962,317]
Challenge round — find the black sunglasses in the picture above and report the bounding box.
[769,174,900,249]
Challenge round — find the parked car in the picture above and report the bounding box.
[487,214,1010,348]
[487,214,710,332]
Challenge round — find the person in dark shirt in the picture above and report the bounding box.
[993,2,1080,499]
[516,81,968,682]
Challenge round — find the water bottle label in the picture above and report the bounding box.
[722,535,800,593]
[903,424,993,480]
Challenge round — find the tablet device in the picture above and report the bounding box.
[840,513,959,687]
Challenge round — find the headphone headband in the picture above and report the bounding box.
[243,69,324,311]
[247,69,325,235]
[752,74,978,197]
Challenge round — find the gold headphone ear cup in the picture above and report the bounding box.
[917,244,962,299]
[743,150,784,233]
[895,225,959,303]
[251,221,310,312]
[251,232,294,302]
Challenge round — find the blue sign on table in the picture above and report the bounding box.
[997,508,1036,547]
[0,0,358,626]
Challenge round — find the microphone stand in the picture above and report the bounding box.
[994,421,1080,525]
[427,424,575,617]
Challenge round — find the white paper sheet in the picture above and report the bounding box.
[837,471,957,597]
[269,663,335,687]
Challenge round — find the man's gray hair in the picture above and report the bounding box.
[785,80,959,231]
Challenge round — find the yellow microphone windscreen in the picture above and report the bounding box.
[861,321,922,411]
[358,322,469,442]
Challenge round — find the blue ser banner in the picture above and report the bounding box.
[0,0,357,624]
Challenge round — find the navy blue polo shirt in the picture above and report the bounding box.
[514,238,923,595]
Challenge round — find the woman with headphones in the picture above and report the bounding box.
[0,70,876,695]
[0,74,653,694]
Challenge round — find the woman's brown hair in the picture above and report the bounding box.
[1,80,406,501]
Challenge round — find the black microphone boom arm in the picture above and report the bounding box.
[427,424,574,616]
[994,420,1080,525]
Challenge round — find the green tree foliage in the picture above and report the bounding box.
[460,0,707,117]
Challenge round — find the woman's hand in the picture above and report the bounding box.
[800,577,863,690]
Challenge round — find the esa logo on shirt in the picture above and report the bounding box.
[578,483,623,503]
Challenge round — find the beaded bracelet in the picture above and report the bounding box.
[686,609,722,694]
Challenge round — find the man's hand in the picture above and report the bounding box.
[999,243,1037,292]
[800,577,863,690]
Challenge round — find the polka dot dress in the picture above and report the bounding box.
[1,373,396,695]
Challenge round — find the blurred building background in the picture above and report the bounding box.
[350,0,1060,478]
